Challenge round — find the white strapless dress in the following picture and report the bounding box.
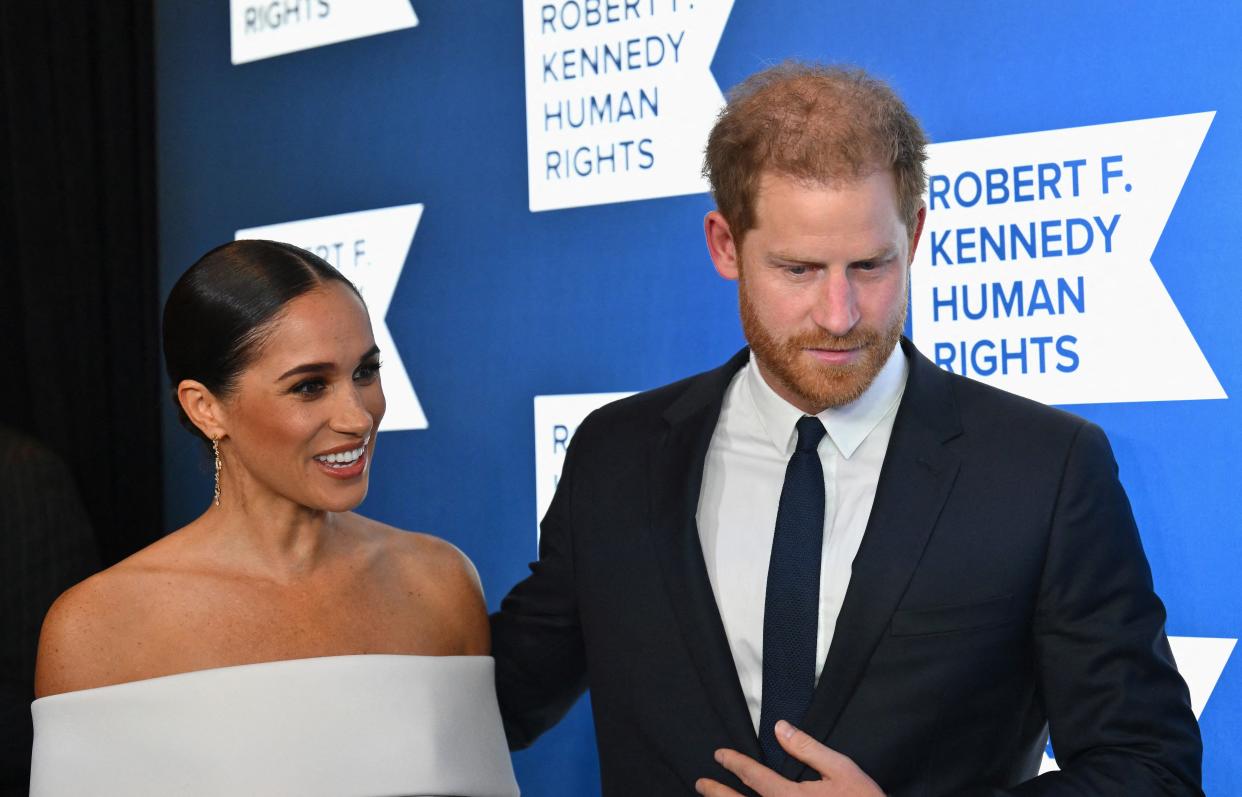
[29,654,519,796]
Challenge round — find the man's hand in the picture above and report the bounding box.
[695,721,884,797]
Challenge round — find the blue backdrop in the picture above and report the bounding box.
[156,2,1240,793]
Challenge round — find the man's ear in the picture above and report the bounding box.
[907,204,927,264]
[177,380,228,441]
[705,211,741,281]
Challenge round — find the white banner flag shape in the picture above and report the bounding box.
[230,0,418,65]
[524,0,734,211]
[912,112,1224,406]
[236,204,428,432]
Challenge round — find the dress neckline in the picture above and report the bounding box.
[33,652,492,703]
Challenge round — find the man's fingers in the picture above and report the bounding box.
[695,777,746,797]
[714,747,789,795]
[774,720,852,777]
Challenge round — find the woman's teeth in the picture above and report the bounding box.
[315,445,365,467]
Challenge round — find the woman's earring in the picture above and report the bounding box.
[212,437,222,507]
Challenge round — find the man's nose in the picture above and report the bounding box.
[810,268,859,336]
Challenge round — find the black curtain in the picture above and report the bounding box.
[0,2,160,562]
[0,429,100,795]
[0,2,159,791]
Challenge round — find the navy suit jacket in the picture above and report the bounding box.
[491,339,1202,796]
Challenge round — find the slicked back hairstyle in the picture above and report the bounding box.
[162,239,364,444]
[703,61,928,243]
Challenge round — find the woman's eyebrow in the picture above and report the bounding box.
[276,362,333,381]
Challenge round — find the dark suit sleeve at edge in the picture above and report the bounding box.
[489,415,591,751]
[982,421,1203,797]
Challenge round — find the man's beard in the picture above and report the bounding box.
[739,273,906,411]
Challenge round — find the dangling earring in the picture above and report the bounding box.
[212,437,222,507]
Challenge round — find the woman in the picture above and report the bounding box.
[29,240,519,796]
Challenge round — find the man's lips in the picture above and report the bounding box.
[805,347,861,365]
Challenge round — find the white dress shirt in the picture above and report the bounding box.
[696,344,908,733]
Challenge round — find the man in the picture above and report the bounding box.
[491,63,1202,796]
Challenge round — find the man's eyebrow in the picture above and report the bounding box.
[853,246,898,263]
[275,345,381,381]
[766,251,824,266]
[766,247,897,265]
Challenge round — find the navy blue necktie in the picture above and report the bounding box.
[759,415,827,769]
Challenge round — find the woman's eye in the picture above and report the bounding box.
[354,361,382,383]
[290,379,326,397]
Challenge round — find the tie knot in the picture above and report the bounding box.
[794,416,826,452]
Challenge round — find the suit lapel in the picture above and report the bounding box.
[646,348,764,760]
[787,340,963,779]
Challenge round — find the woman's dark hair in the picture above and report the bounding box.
[162,239,363,443]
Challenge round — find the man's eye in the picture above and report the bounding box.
[786,264,810,276]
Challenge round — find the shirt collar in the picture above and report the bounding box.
[743,341,908,459]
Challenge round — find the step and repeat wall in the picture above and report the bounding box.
[157,2,1240,793]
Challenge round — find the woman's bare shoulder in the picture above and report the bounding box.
[351,515,481,585]
[349,515,489,654]
[36,567,147,696]
[34,531,193,697]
